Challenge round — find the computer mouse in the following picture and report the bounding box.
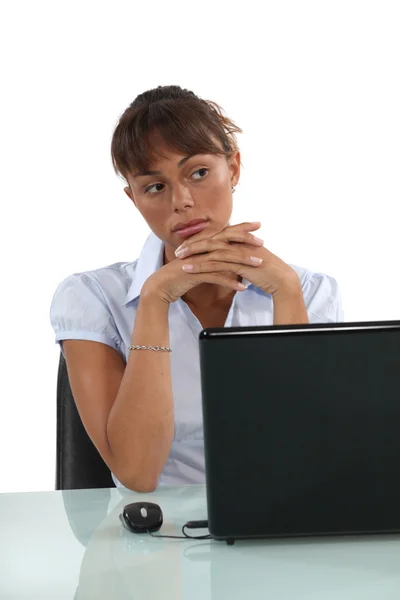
[120,501,163,534]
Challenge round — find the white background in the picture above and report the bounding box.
[0,1,399,493]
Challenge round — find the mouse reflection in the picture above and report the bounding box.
[62,489,400,600]
[62,488,209,600]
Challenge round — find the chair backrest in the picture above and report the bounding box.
[56,352,115,490]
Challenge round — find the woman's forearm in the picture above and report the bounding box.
[273,279,309,325]
[106,293,174,492]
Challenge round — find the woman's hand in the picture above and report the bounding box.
[174,221,300,296]
[141,222,266,305]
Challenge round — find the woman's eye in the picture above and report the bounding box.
[192,168,209,180]
[144,183,165,194]
[144,168,209,194]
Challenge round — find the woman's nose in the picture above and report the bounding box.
[171,186,195,211]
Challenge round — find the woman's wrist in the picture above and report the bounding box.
[272,275,309,325]
[139,284,171,309]
[131,290,171,348]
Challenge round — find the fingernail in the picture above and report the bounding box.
[253,236,264,244]
[251,221,261,226]
[237,282,247,290]
[182,264,194,271]
[250,256,263,264]
[175,244,184,256]
[175,247,187,258]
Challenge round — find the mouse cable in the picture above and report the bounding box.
[149,520,211,540]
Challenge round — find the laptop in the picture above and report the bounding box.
[199,320,400,543]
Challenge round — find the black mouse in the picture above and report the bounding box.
[120,501,163,534]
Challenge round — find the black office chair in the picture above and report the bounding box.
[56,352,115,490]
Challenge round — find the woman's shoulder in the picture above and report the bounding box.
[290,264,337,284]
[289,263,343,322]
[52,259,139,304]
[290,264,339,289]
[50,260,141,350]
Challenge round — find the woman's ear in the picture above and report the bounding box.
[229,151,241,188]
[124,186,137,208]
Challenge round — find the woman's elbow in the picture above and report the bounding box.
[116,470,159,493]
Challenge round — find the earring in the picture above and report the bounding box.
[232,186,236,194]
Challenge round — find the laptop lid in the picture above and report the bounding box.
[199,320,400,541]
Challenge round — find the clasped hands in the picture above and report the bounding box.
[174,221,300,297]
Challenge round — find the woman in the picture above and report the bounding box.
[50,85,343,492]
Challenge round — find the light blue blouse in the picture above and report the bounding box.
[50,232,343,487]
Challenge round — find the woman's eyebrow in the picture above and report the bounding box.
[133,154,198,178]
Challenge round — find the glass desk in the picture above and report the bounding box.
[1,484,400,599]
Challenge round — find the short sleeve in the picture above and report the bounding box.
[302,273,344,323]
[50,273,122,353]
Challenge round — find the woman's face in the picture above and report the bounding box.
[124,139,240,257]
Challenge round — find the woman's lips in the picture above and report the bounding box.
[174,221,208,238]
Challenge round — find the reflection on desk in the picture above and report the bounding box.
[2,485,400,599]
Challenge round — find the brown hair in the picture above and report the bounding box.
[111,85,243,184]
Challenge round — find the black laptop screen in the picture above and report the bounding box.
[200,323,400,539]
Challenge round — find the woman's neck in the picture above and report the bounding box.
[163,245,239,311]
[182,281,237,311]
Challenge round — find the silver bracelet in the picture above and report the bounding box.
[128,344,172,353]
